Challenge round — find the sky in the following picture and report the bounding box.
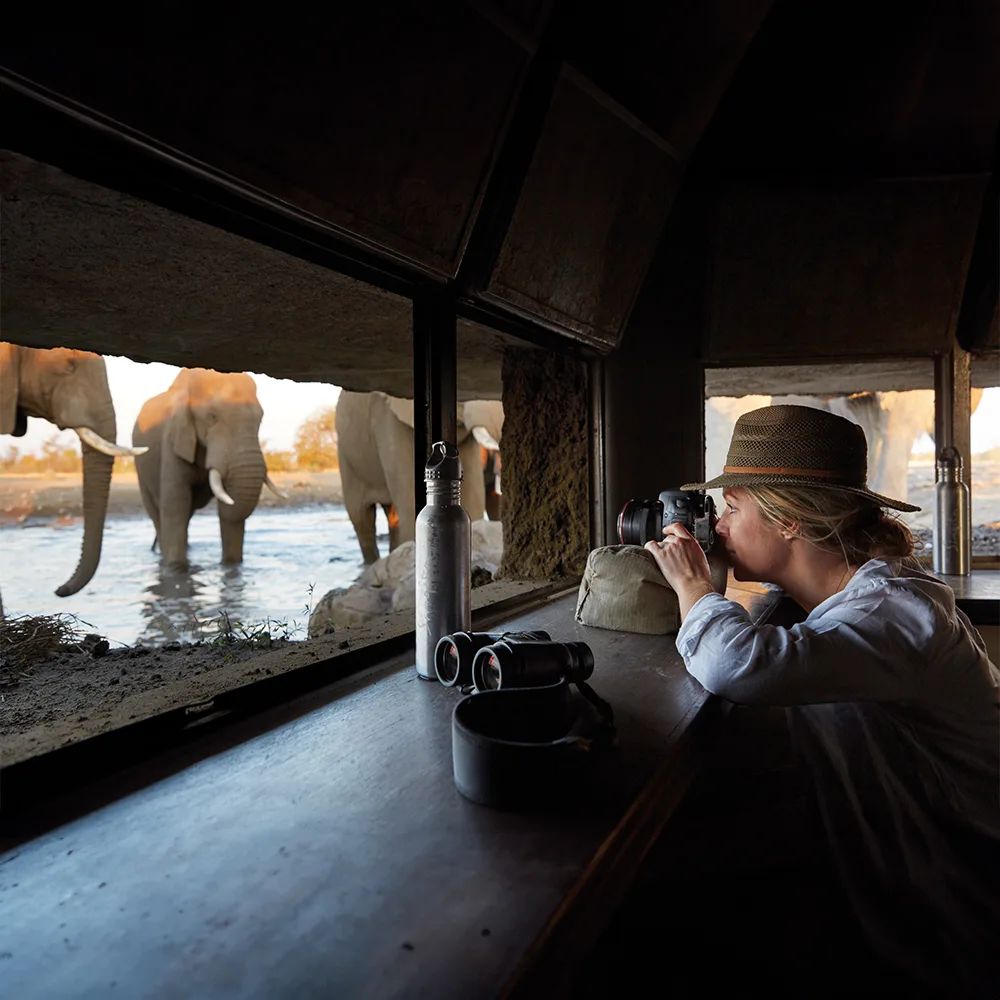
[9,355,342,456]
[5,355,1000,458]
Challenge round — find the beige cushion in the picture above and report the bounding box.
[574,544,728,636]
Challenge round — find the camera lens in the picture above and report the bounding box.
[617,499,664,545]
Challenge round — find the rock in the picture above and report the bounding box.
[308,522,504,636]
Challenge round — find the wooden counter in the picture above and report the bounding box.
[938,570,1000,625]
[0,591,722,999]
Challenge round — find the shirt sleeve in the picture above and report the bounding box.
[674,587,937,706]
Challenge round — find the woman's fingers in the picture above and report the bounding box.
[662,521,695,541]
[645,528,712,589]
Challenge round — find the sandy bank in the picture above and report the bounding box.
[0,469,343,523]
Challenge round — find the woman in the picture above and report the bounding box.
[645,404,999,997]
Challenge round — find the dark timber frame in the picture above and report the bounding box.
[0,14,605,791]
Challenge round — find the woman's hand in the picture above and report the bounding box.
[644,523,717,621]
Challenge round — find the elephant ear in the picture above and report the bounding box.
[167,397,199,464]
[382,393,415,430]
[0,342,22,436]
[460,400,503,448]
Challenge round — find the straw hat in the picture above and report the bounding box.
[682,404,920,513]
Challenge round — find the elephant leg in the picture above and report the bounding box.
[483,451,502,521]
[137,481,161,551]
[342,457,381,562]
[458,437,486,521]
[356,503,380,562]
[383,503,401,551]
[159,470,194,568]
[485,491,502,522]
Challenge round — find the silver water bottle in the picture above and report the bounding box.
[933,445,971,576]
[415,441,471,679]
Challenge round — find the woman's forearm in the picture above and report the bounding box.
[675,579,717,621]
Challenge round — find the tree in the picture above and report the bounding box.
[293,408,339,470]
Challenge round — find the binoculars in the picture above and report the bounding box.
[434,630,551,687]
[434,630,594,692]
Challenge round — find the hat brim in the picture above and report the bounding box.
[680,473,921,513]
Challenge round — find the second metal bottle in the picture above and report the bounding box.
[933,445,971,576]
[415,441,471,679]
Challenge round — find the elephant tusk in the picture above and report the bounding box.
[75,426,149,457]
[209,468,236,506]
[264,474,288,499]
[471,426,500,451]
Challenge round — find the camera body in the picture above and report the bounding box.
[618,489,716,551]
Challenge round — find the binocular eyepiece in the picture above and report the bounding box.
[471,639,594,693]
[434,630,551,687]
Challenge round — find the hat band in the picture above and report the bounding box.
[724,465,844,480]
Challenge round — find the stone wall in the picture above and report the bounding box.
[498,349,589,579]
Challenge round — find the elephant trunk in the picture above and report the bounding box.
[55,444,114,597]
[214,452,267,564]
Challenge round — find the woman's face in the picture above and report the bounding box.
[715,487,791,583]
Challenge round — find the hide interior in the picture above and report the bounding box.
[0,0,998,413]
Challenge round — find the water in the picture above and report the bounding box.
[0,504,389,647]
[4,462,999,649]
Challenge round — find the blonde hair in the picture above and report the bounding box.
[745,485,915,567]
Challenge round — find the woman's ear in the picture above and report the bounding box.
[780,520,801,542]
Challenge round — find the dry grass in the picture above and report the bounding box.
[0,613,102,684]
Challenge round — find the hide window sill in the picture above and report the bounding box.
[0,577,577,816]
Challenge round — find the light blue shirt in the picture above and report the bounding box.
[676,558,1000,991]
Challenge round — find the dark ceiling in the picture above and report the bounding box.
[1,0,997,392]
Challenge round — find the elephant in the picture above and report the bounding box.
[0,342,146,597]
[132,367,284,569]
[706,389,984,509]
[335,390,504,563]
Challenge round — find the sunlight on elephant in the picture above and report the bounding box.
[0,342,146,597]
[707,389,984,510]
[774,390,983,504]
[336,391,504,563]
[132,367,284,569]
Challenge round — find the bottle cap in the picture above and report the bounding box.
[425,441,463,481]
[936,445,963,473]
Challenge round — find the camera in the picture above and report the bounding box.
[434,630,551,687]
[617,489,716,551]
[471,639,594,692]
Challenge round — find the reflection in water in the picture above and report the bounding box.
[140,564,256,644]
[0,504,384,646]
[141,564,205,643]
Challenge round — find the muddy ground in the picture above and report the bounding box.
[0,469,359,763]
[0,467,543,764]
